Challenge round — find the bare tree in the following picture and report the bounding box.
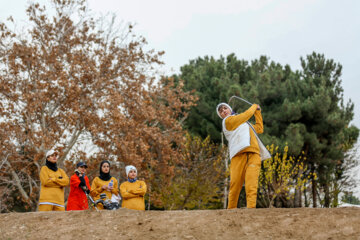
[0,0,196,211]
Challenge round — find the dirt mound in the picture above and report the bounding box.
[1,207,359,239]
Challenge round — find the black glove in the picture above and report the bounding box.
[78,175,86,187]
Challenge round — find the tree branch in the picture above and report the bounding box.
[5,159,32,203]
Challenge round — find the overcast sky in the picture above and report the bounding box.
[94,0,360,127]
[1,0,359,197]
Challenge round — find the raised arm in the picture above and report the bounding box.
[225,104,258,131]
[251,109,264,134]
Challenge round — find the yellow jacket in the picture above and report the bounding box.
[225,104,264,155]
[90,176,118,209]
[39,166,69,205]
[120,180,147,210]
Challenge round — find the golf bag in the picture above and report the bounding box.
[94,193,120,210]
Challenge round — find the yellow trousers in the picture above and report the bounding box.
[38,204,65,211]
[228,152,261,209]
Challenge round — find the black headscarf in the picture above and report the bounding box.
[99,160,112,181]
[46,159,58,172]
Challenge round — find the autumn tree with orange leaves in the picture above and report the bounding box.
[0,0,196,212]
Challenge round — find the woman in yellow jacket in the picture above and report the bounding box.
[90,160,119,210]
[39,150,69,211]
[120,165,147,210]
[217,102,270,209]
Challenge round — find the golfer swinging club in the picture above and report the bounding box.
[217,101,270,208]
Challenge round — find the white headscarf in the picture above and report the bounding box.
[216,103,233,119]
[46,149,58,158]
[125,165,137,177]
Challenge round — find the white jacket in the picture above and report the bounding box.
[222,116,271,161]
[223,117,250,159]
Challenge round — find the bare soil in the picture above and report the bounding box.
[1,207,360,240]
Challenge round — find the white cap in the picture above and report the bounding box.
[216,103,233,118]
[125,165,137,177]
[46,149,58,158]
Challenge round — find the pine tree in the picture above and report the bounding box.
[176,52,359,207]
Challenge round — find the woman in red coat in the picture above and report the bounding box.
[67,162,91,211]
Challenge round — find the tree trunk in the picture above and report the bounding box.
[304,184,309,207]
[294,170,303,207]
[324,183,330,208]
[5,159,33,205]
[312,177,317,208]
[222,133,229,209]
[224,173,228,209]
[294,187,302,207]
[332,182,339,208]
[147,185,151,210]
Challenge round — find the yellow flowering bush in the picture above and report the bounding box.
[258,144,317,207]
